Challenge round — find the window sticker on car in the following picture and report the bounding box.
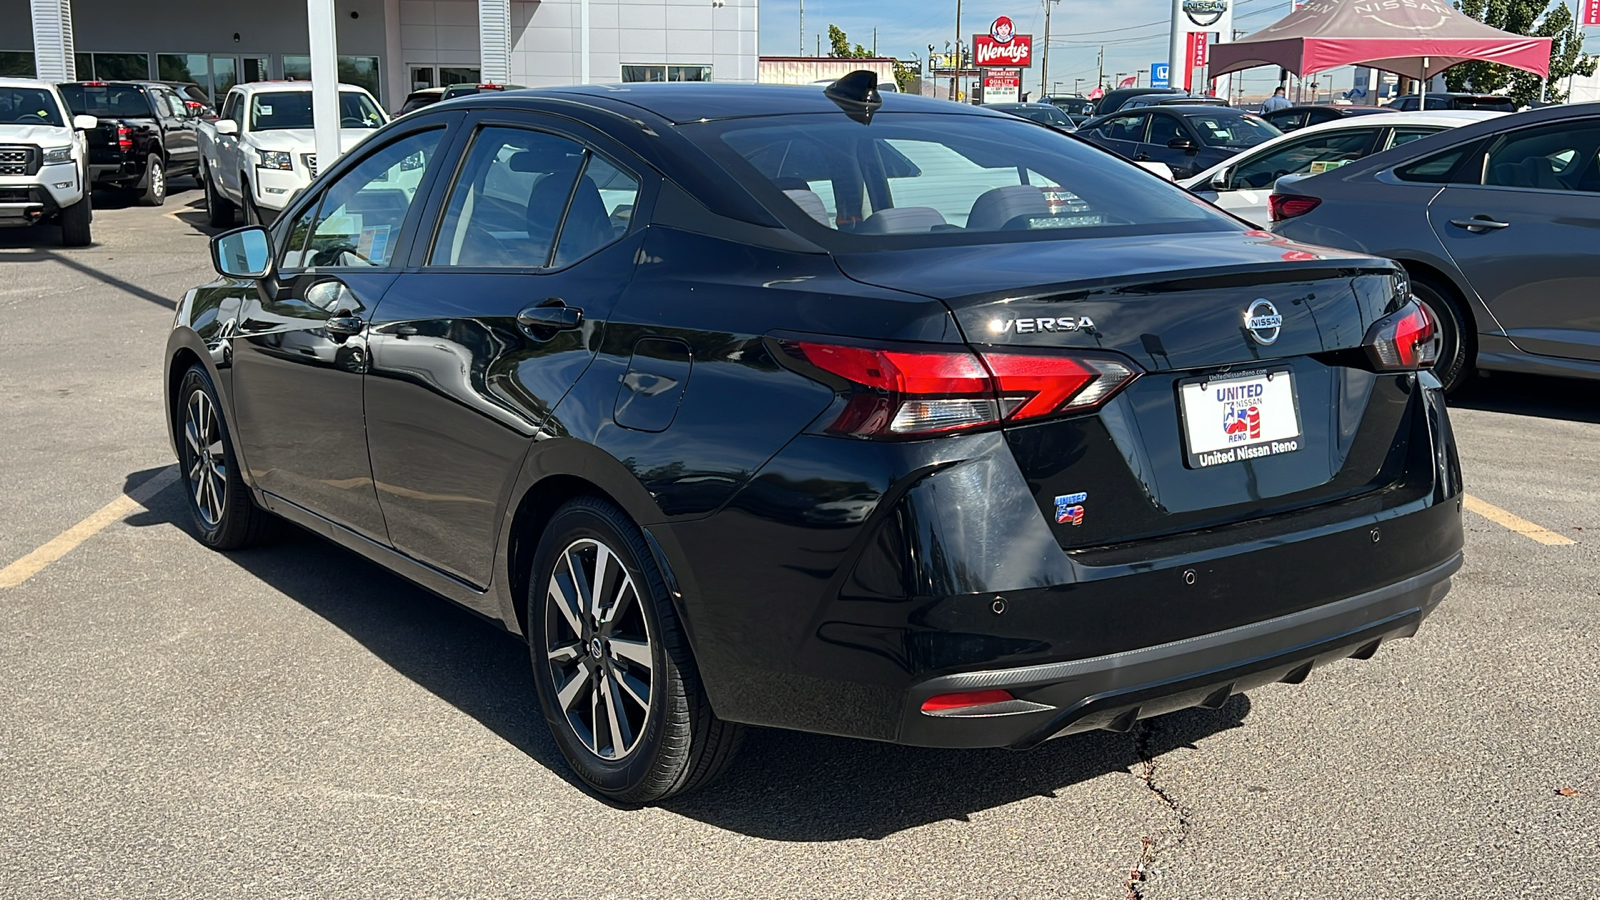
[258,104,272,115]
[357,225,391,262]
[1308,160,1352,175]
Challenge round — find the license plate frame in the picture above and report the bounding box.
[1177,367,1303,469]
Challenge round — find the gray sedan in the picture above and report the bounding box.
[1269,102,1600,391]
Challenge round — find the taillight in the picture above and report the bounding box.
[921,690,1015,714]
[781,340,1140,438]
[1268,193,1321,222]
[1363,300,1440,371]
[116,122,132,152]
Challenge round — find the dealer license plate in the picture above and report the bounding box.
[1178,368,1302,468]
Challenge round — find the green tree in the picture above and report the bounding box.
[828,24,873,58]
[892,59,916,92]
[1446,0,1596,104]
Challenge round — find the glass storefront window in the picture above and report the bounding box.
[439,66,479,86]
[283,54,381,100]
[622,64,712,83]
[213,57,239,99]
[157,53,211,98]
[76,52,151,81]
[0,51,34,78]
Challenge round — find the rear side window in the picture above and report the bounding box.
[1395,143,1478,183]
[1385,127,1441,150]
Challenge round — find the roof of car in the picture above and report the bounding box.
[0,77,57,88]
[455,82,998,125]
[226,81,373,95]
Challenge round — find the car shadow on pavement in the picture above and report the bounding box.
[124,466,1252,838]
[1450,372,1600,425]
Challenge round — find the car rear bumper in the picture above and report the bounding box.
[899,551,1458,748]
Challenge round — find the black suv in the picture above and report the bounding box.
[1387,93,1517,112]
[167,76,1463,803]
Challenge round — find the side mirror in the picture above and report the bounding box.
[215,119,239,136]
[72,114,98,131]
[1210,168,1230,190]
[1167,137,1196,151]
[211,226,273,280]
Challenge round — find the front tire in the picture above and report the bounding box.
[176,365,272,550]
[528,496,742,803]
[59,193,91,246]
[140,154,167,206]
[204,164,235,227]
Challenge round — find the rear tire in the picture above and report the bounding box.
[59,193,92,247]
[140,154,167,206]
[204,165,235,227]
[1410,275,1472,393]
[175,364,273,550]
[527,496,742,803]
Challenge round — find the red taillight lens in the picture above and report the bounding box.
[116,122,132,152]
[784,340,1140,438]
[1364,300,1440,371]
[1268,193,1321,222]
[921,689,1014,713]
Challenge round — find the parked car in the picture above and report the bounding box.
[1078,105,1281,179]
[59,80,202,206]
[1182,110,1500,226]
[1040,95,1096,124]
[167,75,1463,804]
[0,77,97,245]
[1387,93,1516,112]
[983,101,1076,131]
[397,86,446,116]
[1260,103,1396,132]
[1091,86,1187,116]
[161,81,218,119]
[1120,94,1229,109]
[1269,102,1600,391]
[197,81,388,226]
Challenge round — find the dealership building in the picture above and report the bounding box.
[2,0,758,109]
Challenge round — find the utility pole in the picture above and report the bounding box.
[799,0,804,55]
[1041,0,1058,99]
[873,28,878,56]
[953,0,963,101]
[1074,76,1082,95]
[1097,45,1104,91]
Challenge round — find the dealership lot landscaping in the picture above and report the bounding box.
[1,194,1595,899]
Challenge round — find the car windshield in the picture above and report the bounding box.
[60,84,149,119]
[1185,113,1280,149]
[689,112,1236,247]
[0,86,65,126]
[249,91,386,130]
[1017,106,1072,127]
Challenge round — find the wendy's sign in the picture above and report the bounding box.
[974,18,1033,67]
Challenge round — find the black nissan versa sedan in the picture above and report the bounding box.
[165,75,1464,803]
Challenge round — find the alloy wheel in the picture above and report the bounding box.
[183,390,227,528]
[150,164,165,200]
[544,537,654,760]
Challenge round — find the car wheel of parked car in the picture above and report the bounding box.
[528,496,743,803]
[240,184,263,226]
[176,364,273,550]
[58,193,92,247]
[140,154,167,206]
[203,166,235,228]
[1410,276,1471,393]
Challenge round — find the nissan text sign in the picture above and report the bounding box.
[974,16,1034,67]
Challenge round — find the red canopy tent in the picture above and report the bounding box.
[1208,0,1553,85]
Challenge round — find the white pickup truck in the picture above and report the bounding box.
[197,81,387,226]
[0,77,99,246]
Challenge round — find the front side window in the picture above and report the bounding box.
[1229,129,1377,189]
[0,86,64,126]
[1480,123,1600,192]
[1145,114,1186,147]
[280,128,445,270]
[249,91,385,131]
[1095,113,1146,142]
[693,112,1234,247]
[1186,113,1279,150]
[429,126,639,268]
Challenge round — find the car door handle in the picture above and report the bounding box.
[517,304,583,331]
[1134,153,1151,161]
[1449,216,1510,232]
[326,314,364,335]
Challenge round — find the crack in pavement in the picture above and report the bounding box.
[1125,722,1193,899]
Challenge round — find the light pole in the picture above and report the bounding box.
[1041,0,1059,100]
[1115,71,1126,89]
[1074,77,1082,95]
[953,0,962,101]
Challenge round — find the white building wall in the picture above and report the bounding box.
[510,0,757,86]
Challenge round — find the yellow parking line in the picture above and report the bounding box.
[0,467,179,590]
[1463,494,1575,546]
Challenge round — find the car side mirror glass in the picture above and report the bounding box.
[211,226,273,280]
[215,119,239,135]
[1168,137,1195,150]
[1210,168,1230,190]
[72,114,98,131]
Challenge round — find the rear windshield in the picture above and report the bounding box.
[686,112,1236,248]
[59,84,146,118]
[0,86,65,126]
[1457,96,1516,112]
[249,91,386,131]
[1185,113,1279,149]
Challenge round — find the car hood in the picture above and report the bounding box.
[245,128,381,152]
[0,123,74,145]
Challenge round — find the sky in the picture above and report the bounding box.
[755,0,1353,98]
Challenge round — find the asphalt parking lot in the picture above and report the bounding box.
[1,186,1595,899]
